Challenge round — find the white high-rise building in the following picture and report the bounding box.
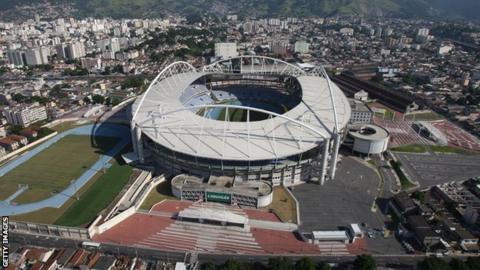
[55,44,68,59]
[438,45,453,55]
[294,41,310,54]
[24,47,49,66]
[24,48,43,66]
[2,104,48,127]
[7,50,26,66]
[56,42,85,60]
[417,28,430,37]
[339,27,354,36]
[243,22,254,34]
[69,42,86,59]
[110,38,121,54]
[214,43,237,59]
[270,40,289,55]
[268,18,281,26]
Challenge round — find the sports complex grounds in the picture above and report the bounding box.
[0,123,133,227]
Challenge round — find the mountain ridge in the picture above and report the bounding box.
[1,0,479,20]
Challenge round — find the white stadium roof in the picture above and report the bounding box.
[132,56,351,161]
[178,207,248,225]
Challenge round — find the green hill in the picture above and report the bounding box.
[1,0,479,19]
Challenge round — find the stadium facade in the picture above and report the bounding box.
[131,56,351,186]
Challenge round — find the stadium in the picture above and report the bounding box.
[130,56,351,187]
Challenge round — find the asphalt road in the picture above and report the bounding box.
[9,232,424,269]
[378,159,400,196]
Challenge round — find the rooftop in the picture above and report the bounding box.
[172,174,272,197]
[132,57,351,161]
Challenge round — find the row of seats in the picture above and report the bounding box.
[181,84,301,110]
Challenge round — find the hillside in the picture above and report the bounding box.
[1,0,479,19]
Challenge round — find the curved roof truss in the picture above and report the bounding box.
[132,61,196,121]
[132,56,343,158]
[136,103,327,160]
[203,55,306,77]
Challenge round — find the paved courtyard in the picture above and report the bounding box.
[292,156,382,231]
[292,156,404,254]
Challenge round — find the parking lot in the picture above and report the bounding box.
[292,156,404,254]
[393,152,480,187]
[292,156,382,231]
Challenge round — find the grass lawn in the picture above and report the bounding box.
[0,135,119,204]
[404,111,443,121]
[429,145,472,154]
[390,160,415,190]
[374,109,395,120]
[51,121,91,133]
[261,186,297,223]
[391,144,427,153]
[9,167,103,224]
[384,109,395,120]
[54,158,133,227]
[391,144,472,155]
[140,180,177,210]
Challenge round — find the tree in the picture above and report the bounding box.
[353,255,376,270]
[371,75,384,84]
[466,257,480,270]
[92,94,105,104]
[218,259,248,270]
[83,96,91,104]
[8,125,23,135]
[122,76,145,89]
[449,258,470,270]
[317,262,331,270]
[267,257,292,270]
[0,66,8,76]
[36,64,54,71]
[202,262,216,270]
[411,191,426,203]
[31,96,50,104]
[111,97,120,106]
[417,257,451,270]
[12,93,28,103]
[295,257,315,270]
[101,66,111,75]
[37,127,54,138]
[63,67,88,76]
[112,64,124,74]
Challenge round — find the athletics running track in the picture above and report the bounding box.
[0,123,129,216]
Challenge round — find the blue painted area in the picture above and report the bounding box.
[204,99,285,120]
[4,185,28,203]
[0,123,130,216]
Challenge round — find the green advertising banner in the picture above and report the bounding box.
[206,191,231,204]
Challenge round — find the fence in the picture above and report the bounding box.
[9,221,90,240]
